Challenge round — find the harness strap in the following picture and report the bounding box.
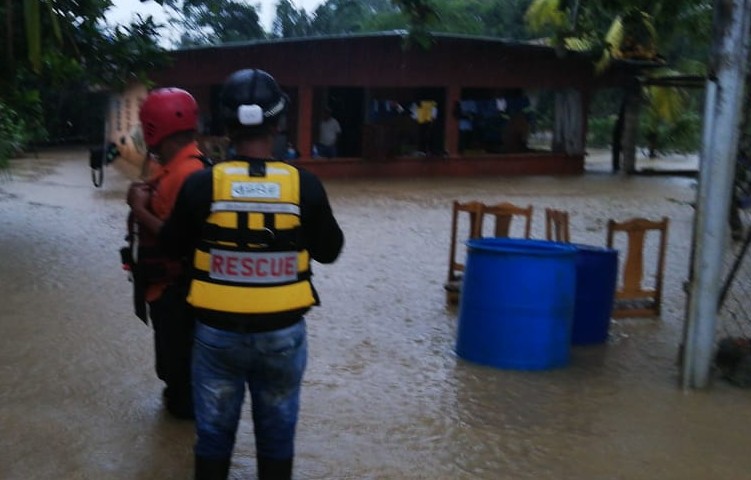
[200,224,300,249]
[192,268,311,286]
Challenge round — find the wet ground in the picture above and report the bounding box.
[1,147,749,480]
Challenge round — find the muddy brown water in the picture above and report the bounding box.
[1,148,750,480]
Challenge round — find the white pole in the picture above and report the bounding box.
[683,0,751,389]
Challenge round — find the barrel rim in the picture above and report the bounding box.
[466,237,578,256]
[571,242,619,255]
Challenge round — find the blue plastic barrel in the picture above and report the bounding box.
[571,244,618,345]
[456,238,577,370]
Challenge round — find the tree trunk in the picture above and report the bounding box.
[4,0,14,77]
[621,87,642,174]
[569,0,580,30]
[611,96,626,172]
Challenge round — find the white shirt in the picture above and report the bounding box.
[319,117,341,146]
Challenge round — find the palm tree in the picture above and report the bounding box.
[525,0,581,48]
[2,0,63,79]
[642,72,690,157]
[526,0,692,172]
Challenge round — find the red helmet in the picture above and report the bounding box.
[139,88,199,148]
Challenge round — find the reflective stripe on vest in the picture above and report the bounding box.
[187,161,315,314]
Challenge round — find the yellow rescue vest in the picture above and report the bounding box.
[187,160,315,315]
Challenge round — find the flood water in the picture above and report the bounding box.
[1,148,750,480]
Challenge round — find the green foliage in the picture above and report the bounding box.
[525,0,569,35]
[589,83,702,154]
[645,84,685,124]
[639,101,702,155]
[1,0,169,149]
[422,0,532,39]
[638,68,702,156]
[2,79,47,145]
[310,0,400,35]
[474,0,534,38]
[390,0,440,48]
[586,110,701,153]
[24,0,42,72]
[587,114,617,148]
[356,9,410,32]
[638,110,702,155]
[72,15,169,90]
[175,0,265,45]
[0,101,29,169]
[153,0,711,68]
[273,0,313,38]
[616,8,658,59]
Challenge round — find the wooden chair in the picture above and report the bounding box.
[479,202,533,239]
[445,201,484,304]
[606,216,669,318]
[545,208,571,243]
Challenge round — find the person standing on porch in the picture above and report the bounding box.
[316,107,341,158]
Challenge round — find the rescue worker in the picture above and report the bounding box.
[125,88,208,420]
[129,68,344,479]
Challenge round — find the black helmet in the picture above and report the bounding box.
[220,69,288,129]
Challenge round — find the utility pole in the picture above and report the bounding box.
[682,0,751,389]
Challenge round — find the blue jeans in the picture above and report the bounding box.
[192,320,307,460]
[316,143,337,158]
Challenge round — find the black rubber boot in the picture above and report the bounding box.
[194,456,231,480]
[257,456,293,480]
[164,386,194,420]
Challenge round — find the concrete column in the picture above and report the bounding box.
[553,89,584,155]
[445,85,461,156]
[297,86,313,159]
[682,0,751,389]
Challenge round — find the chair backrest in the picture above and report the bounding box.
[606,216,669,318]
[447,200,484,283]
[545,208,570,243]
[480,202,533,239]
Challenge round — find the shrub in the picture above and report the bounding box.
[0,101,27,170]
[638,110,702,155]
[588,114,617,148]
[587,110,702,155]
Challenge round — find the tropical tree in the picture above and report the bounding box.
[380,0,533,39]
[390,0,439,47]
[0,0,169,166]
[170,0,265,46]
[272,0,313,38]
[524,0,711,170]
[641,71,694,157]
[525,0,577,42]
[2,0,65,78]
[309,0,398,35]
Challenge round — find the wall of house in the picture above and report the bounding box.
[132,34,600,175]
[105,82,149,178]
